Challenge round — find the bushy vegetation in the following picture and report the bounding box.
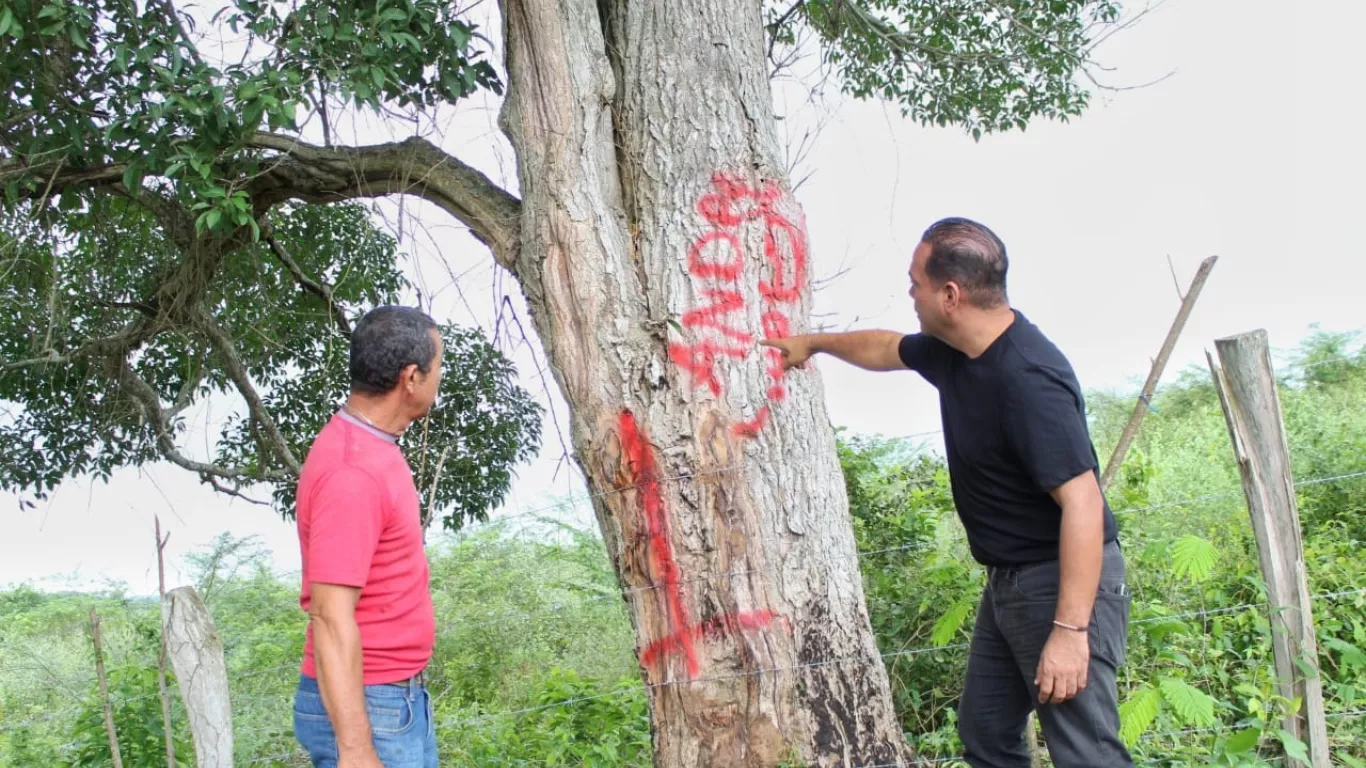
[2,331,1363,767]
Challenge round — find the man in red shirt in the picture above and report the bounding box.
[292,306,442,768]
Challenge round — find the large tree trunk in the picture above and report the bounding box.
[498,1,912,765]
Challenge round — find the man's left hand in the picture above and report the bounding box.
[1035,627,1090,704]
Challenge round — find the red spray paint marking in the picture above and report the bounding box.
[687,230,745,282]
[619,410,700,679]
[672,172,810,437]
[730,406,770,440]
[640,610,780,668]
[668,340,748,397]
[680,289,751,343]
[620,409,778,679]
[758,212,807,304]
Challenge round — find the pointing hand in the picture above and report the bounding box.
[758,337,813,371]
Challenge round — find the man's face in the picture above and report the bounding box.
[908,241,945,335]
[410,329,444,416]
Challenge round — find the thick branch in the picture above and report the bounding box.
[260,222,352,337]
[193,308,303,476]
[116,357,290,482]
[0,160,124,195]
[246,134,522,271]
[3,136,522,270]
[0,318,153,373]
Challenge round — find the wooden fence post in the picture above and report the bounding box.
[1208,330,1330,768]
[88,606,124,768]
[155,517,178,768]
[163,586,234,767]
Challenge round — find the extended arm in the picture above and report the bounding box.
[760,330,905,372]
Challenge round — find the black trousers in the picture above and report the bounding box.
[958,540,1134,767]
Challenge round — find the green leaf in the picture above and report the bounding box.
[205,209,221,231]
[1324,638,1366,669]
[1339,754,1366,768]
[930,599,973,647]
[68,21,88,51]
[1275,729,1310,765]
[0,7,14,37]
[1222,726,1260,755]
[1159,678,1217,727]
[1141,618,1190,641]
[1118,685,1161,748]
[121,163,143,192]
[1171,534,1218,583]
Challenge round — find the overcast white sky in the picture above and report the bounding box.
[3,0,1362,596]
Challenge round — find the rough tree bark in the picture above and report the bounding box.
[498,1,911,765]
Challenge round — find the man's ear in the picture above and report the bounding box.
[942,280,962,310]
[401,363,419,393]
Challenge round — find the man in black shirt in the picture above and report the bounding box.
[762,218,1133,767]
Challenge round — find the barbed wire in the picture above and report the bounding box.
[431,468,1366,642]
[429,584,1366,733]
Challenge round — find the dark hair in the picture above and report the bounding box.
[920,217,1009,309]
[349,306,439,395]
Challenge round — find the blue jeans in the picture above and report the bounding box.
[293,674,438,768]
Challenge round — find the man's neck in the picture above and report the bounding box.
[943,306,1017,359]
[344,394,411,437]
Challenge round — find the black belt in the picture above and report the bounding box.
[391,669,428,688]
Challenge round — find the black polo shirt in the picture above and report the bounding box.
[899,310,1118,567]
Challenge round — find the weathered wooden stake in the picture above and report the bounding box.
[1099,255,1218,490]
[163,586,233,767]
[89,606,124,768]
[1208,330,1330,768]
[155,516,178,768]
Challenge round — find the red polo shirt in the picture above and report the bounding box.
[296,412,435,685]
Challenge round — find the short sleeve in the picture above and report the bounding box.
[1004,367,1099,493]
[305,468,386,588]
[898,333,952,385]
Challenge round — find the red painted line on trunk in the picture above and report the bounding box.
[619,409,700,678]
[640,610,779,668]
[620,410,782,679]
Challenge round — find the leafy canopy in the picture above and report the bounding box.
[0,197,541,529]
[771,0,1125,138]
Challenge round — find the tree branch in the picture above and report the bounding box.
[205,476,272,506]
[0,318,154,373]
[116,356,290,483]
[246,134,523,271]
[260,221,352,337]
[0,160,124,195]
[193,307,303,475]
[2,136,523,270]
